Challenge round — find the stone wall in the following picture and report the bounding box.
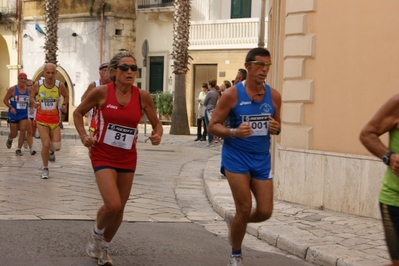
[274,144,386,219]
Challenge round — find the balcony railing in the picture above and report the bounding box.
[0,0,17,20]
[137,0,173,9]
[189,18,267,50]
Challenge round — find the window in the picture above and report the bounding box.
[231,0,251,19]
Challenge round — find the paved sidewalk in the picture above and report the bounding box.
[0,124,391,266]
[157,125,390,266]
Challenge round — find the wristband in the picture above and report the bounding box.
[230,128,237,138]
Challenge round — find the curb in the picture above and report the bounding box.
[203,155,389,266]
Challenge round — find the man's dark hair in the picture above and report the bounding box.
[223,80,232,88]
[208,79,217,87]
[245,47,271,62]
[238,68,247,81]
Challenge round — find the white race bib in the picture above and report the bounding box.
[16,95,29,109]
[242,114,270,136]
[103,123,137,150]
[41,99,57,110]
[16,102,27,109]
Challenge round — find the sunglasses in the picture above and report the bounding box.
[248,61,272,68]
[117,64,138,72]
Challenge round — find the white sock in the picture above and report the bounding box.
[101,240,110,248]
[94,223,104,235]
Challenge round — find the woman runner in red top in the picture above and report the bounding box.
[73,51,162,266]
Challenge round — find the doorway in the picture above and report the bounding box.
[149,56,164,93]
[192,64,217,125]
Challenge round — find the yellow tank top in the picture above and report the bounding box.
[36,80,61,122]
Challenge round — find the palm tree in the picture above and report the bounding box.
[89,0,111,16]
[44,0,59,64]
[169,0,191,135]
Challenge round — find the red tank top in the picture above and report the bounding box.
[90,83,142,170]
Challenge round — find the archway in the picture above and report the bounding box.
[0,35,10,108]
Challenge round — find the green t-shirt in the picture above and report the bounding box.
[379,130,399,206]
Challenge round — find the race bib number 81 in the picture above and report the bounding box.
[242,114,270,136]
[103,123,137,149]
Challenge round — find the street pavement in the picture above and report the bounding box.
[0,124,391,266]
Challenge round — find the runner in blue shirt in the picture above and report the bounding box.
[208,47,282,266]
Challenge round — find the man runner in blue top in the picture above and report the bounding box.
[3,73,34,156]
[208,47,282,266]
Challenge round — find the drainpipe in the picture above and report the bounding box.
[99,1,105,64]
[17,0,21,74]
[258,0,266,48]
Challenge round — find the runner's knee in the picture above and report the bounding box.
[258,209,273,221]
[51,141,62,151]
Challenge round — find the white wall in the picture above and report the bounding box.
[21,19,102,106]
[134,13,174,93]
[191,0,264,21]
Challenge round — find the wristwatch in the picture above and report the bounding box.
[382,151,394,166]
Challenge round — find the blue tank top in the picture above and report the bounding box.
[9,85,29,120]
[223,82,275,154]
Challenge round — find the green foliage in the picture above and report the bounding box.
[150,94,158,112]
[151,92,173,117]
[90,1,111,16]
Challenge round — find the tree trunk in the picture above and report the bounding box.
[170,74,190,135]
[44,0,59,64]
[169,0,191,135]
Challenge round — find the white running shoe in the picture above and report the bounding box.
[228,254,244,266]
[98,247,114,266]
[41,168,49,179]
[23,140,28,149]
[86,229,103,260]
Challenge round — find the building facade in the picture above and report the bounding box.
[0,0,19,105]
[136,0,268,125]
[20,0,136,123]
[0,0,137,122]
[269,0,399,219]
[1,0,267,125]
[3,0,387,220]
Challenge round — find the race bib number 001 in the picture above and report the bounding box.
[103,123,137,149]
[242,114,270,136]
